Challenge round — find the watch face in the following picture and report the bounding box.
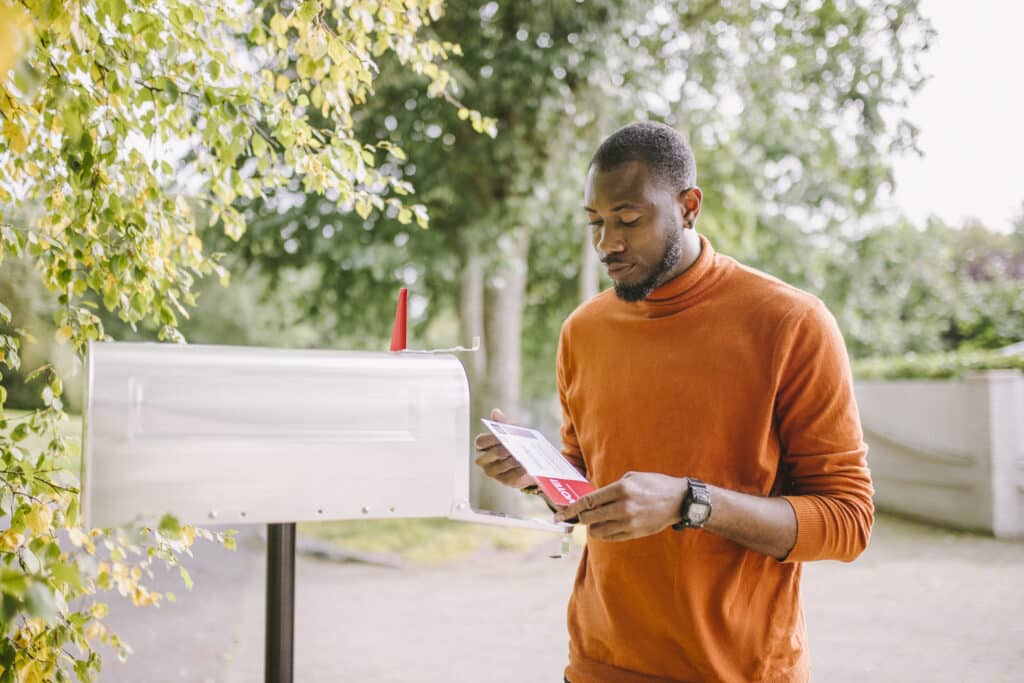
[687,502,709,523]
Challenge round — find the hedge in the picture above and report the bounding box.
[853,349,1024,380]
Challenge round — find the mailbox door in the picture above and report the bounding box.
[84,342,468,527]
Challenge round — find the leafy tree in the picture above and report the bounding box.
[0,0,482,680]
[944,219,1024,350]
[824,218,959,357]
[219,1,932,441]
[825,216,1024,358]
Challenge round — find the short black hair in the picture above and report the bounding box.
[590,121,696,193]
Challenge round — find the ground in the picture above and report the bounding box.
[98,513,1024,682]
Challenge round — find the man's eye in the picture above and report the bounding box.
[620,217,640,227]
[588,220,603,229]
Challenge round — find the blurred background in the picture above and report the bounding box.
[2,0,1022,680]
[5,0,1022,500]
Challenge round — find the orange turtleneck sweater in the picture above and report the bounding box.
[557,234,873,683]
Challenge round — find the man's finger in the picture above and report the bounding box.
[490,408,508,423]
[588,518,632,540]
[479,458,521,478]
[491,458,524,478]
[474,450,513,467]
[474,433,501,450]
[553,483,622,522]
[496,469,529,487]
[577,501,625,526]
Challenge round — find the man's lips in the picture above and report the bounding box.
[606,263,633,279]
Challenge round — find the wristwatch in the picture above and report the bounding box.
[672,478,712,530]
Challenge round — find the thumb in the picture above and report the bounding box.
[490,408,508,423]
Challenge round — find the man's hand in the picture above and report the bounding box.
[473,408,537,490]
[553,472,689,541]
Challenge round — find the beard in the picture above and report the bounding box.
[612,228,684,302]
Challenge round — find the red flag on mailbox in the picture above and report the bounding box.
[389,287,408,351]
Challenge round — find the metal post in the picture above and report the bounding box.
[265,523,296,683]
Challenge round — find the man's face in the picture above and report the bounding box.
[583,160,692,302]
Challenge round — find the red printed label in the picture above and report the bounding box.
[536,476,595,506]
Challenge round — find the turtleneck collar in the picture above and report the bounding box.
[620,232,732,318]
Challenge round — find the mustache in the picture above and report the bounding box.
[600,255,627,265]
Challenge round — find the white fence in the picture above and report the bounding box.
[855,370,1024,538]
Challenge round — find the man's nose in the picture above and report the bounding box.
[595,225,626,256]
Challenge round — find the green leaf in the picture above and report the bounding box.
[269,13,288,35]
[178,565,193,590]
[50,561,84,592]
[296,56,315,80]
[327,38,347,63]
[110,0,128,24]
[354,198,372,219]
[24,581,58,623]
[297,0,319,23]
[0,302,10,322]
[1,593,24,631]
[158,514,182,539]
[251,134,268,158]
[163,78,180,102]
[10,423,29,442]
[21,547,41,574]
[1,568,28,598]
[63,496,79,528]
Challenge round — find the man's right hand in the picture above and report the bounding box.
[473,408,537,489]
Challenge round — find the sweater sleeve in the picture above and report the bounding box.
[556,325,586,476]
[774,298,874,563]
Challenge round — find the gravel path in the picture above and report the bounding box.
[98,514,1024,682]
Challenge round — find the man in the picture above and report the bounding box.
[474,121,873,683]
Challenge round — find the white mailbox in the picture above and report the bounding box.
[82,341,560,532]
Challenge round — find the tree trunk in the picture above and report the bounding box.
[459,239,491,507]
[579,229,599,302]
[476,225,531,512]
[460,238,486,393]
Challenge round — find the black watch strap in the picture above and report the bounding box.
[672,478,712,530]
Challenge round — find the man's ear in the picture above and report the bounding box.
[678,187,703,227]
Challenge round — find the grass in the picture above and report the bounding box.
[298,514,572,565]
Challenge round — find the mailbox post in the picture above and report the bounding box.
[266,523,295,683]
[82,341,567,683]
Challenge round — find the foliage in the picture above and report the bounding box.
[827,217,1024,358]
[0,0,484,679]
[212,0,934,406]
[941,219,1024,350]
[853,349,1024,381]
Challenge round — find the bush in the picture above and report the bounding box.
[853,349,1024,380]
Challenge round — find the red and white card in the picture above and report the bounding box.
[481,419,594,507]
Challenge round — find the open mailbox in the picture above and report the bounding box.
[82,341,564,533]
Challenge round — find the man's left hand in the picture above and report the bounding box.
[553,472,689,541]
